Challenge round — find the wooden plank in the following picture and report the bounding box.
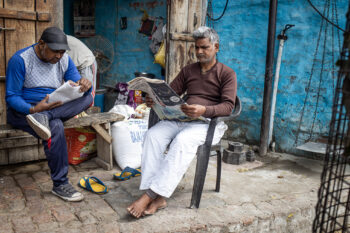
[170,33,195,42]
[0,112,122,134]
[167,0,189,83]
[38,143,46,160]
[36,12,51,22]
[0,124,28,135]
[169,0,188,33]
[9,145,39,164]
[0,8,36,21]
[166,0,204,82]
[187,42,197,65]
[186,0,202,65]
[64,112,124,128]
[169,41,186,83]
[0,149,8,165]
[35,0,61,41]
[187,0,202,32]
[8,129,32,137]
[4,0,36,64]
[0,134,8,165]
[95,123,113,170]
[0,135,39,150]
[91,123,112,144]
[0,0,5,125]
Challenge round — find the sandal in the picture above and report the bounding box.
[113,167,141,181]
[78,176,108,194]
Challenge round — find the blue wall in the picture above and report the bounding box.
[113,0,166,84]
[64,0,348,155]
[64,0,166,86]
[211,0,347,154]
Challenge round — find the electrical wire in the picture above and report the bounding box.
[307,0,345,32]
[206,0,229,21]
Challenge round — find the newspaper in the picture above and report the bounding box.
[48,81,84,104]
[127,77,208,122]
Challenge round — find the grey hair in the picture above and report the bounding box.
[193,26,219,44]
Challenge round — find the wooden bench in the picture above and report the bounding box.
[0,112,124,170]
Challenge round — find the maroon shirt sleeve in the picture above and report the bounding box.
[203,69,237,118]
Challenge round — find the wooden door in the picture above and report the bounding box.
[165,0,206,83]
[0,0,62,124]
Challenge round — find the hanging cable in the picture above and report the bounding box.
[206,0,229,21]
[206,0,214,28]
[307,0,345,32]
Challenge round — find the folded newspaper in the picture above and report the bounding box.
[127,77,208,122]
[48,81,84,104]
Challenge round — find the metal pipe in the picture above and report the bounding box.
[268,24,294,147]
[268,38,284,146]
[259,0,278,156]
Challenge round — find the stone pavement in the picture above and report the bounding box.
[0,151,323,233]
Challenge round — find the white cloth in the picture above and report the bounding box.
[140,120,228,198]
[66,35,95,70]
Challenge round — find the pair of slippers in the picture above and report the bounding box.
[78,176,109,194]
[78,167,141,194]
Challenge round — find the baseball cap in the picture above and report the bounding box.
[40,27,70,51]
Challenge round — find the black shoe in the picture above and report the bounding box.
[26,113,51,140]
[52,183,84,202]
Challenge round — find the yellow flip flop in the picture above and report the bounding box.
[113,167,141,181]
[78,176,108,194]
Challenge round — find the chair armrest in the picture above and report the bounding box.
[216,114,238,123]
[216,96,242,123]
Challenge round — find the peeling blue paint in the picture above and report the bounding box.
[64,0,166,86]
[63,0,348,156]
[212,0,347,155]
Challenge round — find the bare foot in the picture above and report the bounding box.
[127,193,153,218]
[144,196,167,215]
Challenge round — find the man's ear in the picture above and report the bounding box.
[38,40,45,48]
[215,43,219,52]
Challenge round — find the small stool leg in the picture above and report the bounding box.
[215,150,221,192]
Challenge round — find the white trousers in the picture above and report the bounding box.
[140,120,228,198]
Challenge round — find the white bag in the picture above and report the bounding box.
[111,119,148,169]
[109,104,135,120]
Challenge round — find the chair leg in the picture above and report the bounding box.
[190,145,210,208]
[190,118,217,209]
[215,150,221,192]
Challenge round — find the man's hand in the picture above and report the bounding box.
[31,95,62,113]
[145,94,154,108]
[181,104,206,118]
[77,77,92,92]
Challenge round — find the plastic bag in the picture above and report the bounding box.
[154,41,165,68]
[111,119,148,169]
[109,104,135,120]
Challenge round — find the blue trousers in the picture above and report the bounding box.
[7,94,93,187]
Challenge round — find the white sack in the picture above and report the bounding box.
[109,104,135,120]
[112,119,148,169]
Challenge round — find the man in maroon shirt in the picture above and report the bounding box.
[127,26,237,218]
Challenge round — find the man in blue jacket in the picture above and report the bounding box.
[6,27,93,202]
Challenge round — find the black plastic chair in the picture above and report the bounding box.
[147,96,242,208]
